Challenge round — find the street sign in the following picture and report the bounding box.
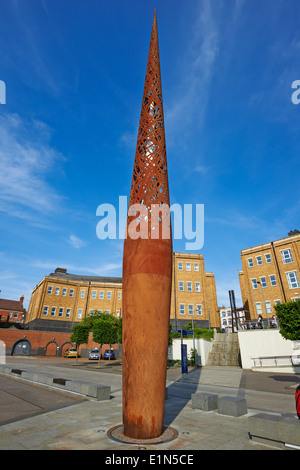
[181,344,188,374]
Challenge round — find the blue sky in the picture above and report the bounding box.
[0,0,300,309]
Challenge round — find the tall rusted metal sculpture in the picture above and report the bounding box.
[122,10,172,440]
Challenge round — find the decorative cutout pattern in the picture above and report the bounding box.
[128,12,170,238]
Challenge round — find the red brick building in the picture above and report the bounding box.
[0,296,26,324]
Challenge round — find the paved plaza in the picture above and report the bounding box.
[0,356,299,451]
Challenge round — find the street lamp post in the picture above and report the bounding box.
[247,291,259,321]
[207,299,213,330]
[257,281,270,327]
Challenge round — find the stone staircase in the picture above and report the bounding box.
[207,332,240,367]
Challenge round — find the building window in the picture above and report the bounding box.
[47,286,53,295]
[196,304,202,315]
[80,290,85,298]
[105,310,110,314]
[269,275,277,286]
[251,279,258,289]
[188,304,194,315]
[118,291,121,300]
[255,302,262,315]
[50,307,56,317]
[247,258,254,267]
[265,301,272,314]
[66,308,71,318]
[186,262,191,271]
[286,271,300,289]
[117,310,120,317]
[58,307,64,317]
[179,304,185,315]
[77,309,83,319]
[69,289,74,297]
[265,254,272,263]
[55,287,60,296]
[187,282,192,292]
[107,291,112,300]
[274,300,281,305]
[195,282,201,292]
[260,277,267,288]
[92,290,97,299]
[194,263,199,271]
[178,281,184,291]
[89,309,95,315]
[178,261,183,271]
[99,291,104,299]
[43,306,48,316]
[281,249,293,264]
[256,256,263,265]
[62,288,67,296]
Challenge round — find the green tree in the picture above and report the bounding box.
[70,324,90,363]
[275,299,300,341]
[92,318,119,364]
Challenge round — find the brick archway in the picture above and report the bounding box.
[45,340,59,356]
[12,339,31,356]
[60,341,73,357]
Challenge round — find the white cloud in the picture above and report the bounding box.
[0,113,65,216]
[69,234,85,249]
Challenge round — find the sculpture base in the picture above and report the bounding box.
[107,424,178,445]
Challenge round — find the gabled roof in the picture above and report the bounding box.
[0,298,25,312]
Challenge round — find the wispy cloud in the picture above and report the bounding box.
[69,234,85,249]
[0,113,65,218]
[31,259,122,276]
[165,0,219,137]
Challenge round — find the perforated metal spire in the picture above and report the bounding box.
[128,11,170,216]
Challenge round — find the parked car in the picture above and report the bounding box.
[103,349,115,360]
[64,348,79,358]
[89,349,100,360]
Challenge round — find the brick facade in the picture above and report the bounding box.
[0,296,25,324]
[0,328,119,358]
[26,252,220,331]
[239,232,300,321]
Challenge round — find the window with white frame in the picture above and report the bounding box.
[107,291,112,300]
[196,304,202,315]
[55,287,60,296]
[69,289,74,297]
[269,275,277,286]
[50,307,56,316]
[265,253,272,263]
[281,248,293,264]
[256,256,263,265]
[47,286,53,295]
[195,282,201,292]
[58,307,64,317]
[62,288,67,296]
[251,279,258,289]
[179,304,185,315]
[247,258,254,267]
[92,290,97,299]
[286,271,300,289]
[260,276,267,288]
[265,301,272,314]
[255,302,262,314]
[178,281,184,291]
[188,304,194,315]
[77,309,83,319]
[187,282,192,292]
[80,290,85,298]
[178,261,183,271]
[43,306,48,316]
[99,291,104,299]
[66,308,71,318]
[118,291,121,300]
[186,262,191,271]
[194,263,199,271]
[274,300,281,305]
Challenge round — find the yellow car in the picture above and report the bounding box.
[64,348,79,358]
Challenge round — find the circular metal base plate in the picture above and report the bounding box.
[107,424,178,445]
